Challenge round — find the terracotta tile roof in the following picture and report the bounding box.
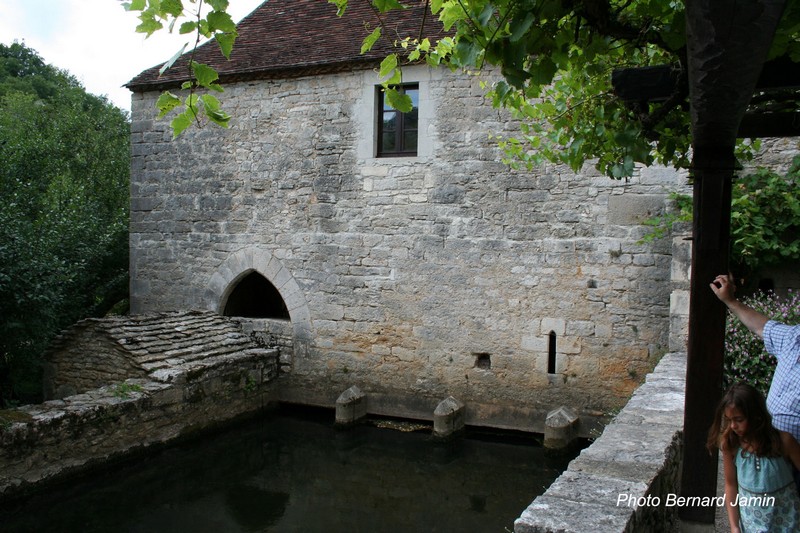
[126,0,449,91]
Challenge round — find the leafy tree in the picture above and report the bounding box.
[123,0,799,177]
[0,43,130,406]
[642,156,800,279]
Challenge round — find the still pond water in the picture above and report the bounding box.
[0,406,580,533]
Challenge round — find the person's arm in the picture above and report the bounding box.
[721,444,742,533]
[780,431,800,471]
[710,274,769,339]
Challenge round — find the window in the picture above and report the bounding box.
[377,84,419,157]
[548,331,557,374]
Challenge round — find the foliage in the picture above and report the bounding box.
[641,156,800,275]
[0,43,130,406]
[124,0,800,178]
[730,156,800,273]
[123,0,235,137]
[723,290,800,397]
[112,382,145,399]
[639,191,692,241]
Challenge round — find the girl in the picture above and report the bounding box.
[707,382,800,532]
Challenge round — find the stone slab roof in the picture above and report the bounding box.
[126,0,449,91]
[47,310,263,373]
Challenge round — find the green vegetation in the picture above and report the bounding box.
[724,290,800,396]
[112,382,145,399]
[0,42,130,407]
[642,156,800,277]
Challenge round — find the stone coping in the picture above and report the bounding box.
[515,351,686,533]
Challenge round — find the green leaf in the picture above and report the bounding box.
[200,94,222,112]
[384,89,412,113]
[191,62,220,88]
[509,12,535,43]
[159,43,188,75]
[477,4,494,26]
[156,91,182,118]
[379,54,401,84]
[160,0,183,18]
[178,21,197,34]
[200,94,230,127]
[372,0,405,12]
[453,40,481,67]
[328,0,348,17]
[124,0,147,11]
[207,11,237,33]
[206,108,231,128]
[439,2,464,31]
[135,15,163,37]
[206,0,230,11]
[215,32,236,59]
[361,27,382,54]
[171,111,194,138]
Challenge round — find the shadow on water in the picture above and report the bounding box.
[0,405,582,533]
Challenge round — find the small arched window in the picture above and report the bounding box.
[223,272,290,319]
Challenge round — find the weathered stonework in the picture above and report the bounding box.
[515,351,686,533]
[42,310,271,399]
[1,313,279,500]
[129,65,691,430]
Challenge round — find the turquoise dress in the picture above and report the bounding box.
[735,448,800,532]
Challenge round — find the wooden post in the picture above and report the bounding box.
[678,146,734,524]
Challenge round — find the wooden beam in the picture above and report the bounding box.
[679,147,734,524]
[612,56,800,104]
[738,112,800,138]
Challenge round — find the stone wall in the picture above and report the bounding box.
[0,348,279,501]
[514,351,686,533]
[129,65,691,428]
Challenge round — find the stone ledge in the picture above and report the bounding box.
[515,352,686,533]
[0,348,280,501]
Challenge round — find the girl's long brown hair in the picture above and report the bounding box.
[706,382,783,456]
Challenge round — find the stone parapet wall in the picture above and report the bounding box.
[514,351,685,532]
[0,348,279,501]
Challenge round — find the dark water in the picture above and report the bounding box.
[0,406,579,533]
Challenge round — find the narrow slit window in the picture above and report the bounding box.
[548,331,557,374]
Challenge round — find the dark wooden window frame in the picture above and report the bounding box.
[376,84,419,157]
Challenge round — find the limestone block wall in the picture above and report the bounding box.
[42,323,145,400]
[0,348,279,500]
[514,351,686,532]
[129,64,691,428]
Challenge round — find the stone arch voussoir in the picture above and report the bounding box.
[205,247,313,345]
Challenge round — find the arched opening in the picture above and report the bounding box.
[223,271,290,319]
[547,331,557,374]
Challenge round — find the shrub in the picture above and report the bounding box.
[724,290,800,396]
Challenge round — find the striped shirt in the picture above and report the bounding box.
[764,320,800,440]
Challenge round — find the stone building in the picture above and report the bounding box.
[124,0,691,433]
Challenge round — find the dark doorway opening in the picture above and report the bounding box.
[223,272,290,319]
